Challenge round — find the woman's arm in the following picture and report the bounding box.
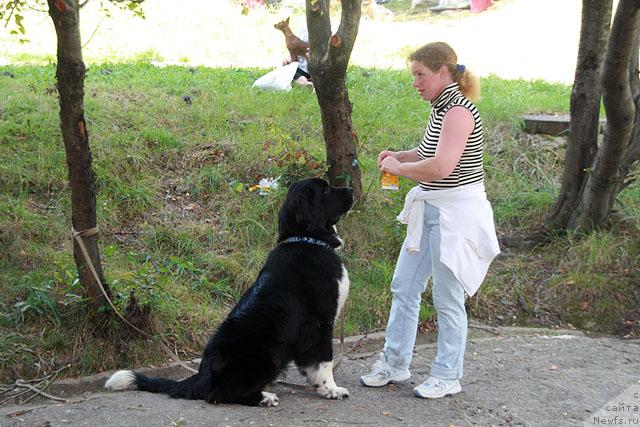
[377,148,420,167]
[395,148,421,163]
[380,106,474,182]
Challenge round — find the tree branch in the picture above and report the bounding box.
[549,0,612,230]
[621,136,640,180]
[578,0,640,226]
[332,0,361,67]
[620,28,640,185]
[306,0,332,64]
[14,381,68,403]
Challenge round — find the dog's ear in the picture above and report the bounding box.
[294,185,321,232]
[279,180,330,240]
[281,183,321,233]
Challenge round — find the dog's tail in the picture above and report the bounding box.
[105,370,206,400]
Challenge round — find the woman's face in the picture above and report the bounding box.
[411,61,449,101]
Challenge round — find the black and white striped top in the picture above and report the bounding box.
[417,83,484,191]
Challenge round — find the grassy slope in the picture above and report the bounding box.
[0,62,638,380]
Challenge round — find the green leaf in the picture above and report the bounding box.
[103,245,117,257]
[229,180,244,193]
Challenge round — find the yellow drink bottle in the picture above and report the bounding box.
[381,172,399,190]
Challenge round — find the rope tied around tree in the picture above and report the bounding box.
[71,225,198,373]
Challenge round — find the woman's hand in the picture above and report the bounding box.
[377,150,397,168]
[380,156,402,175]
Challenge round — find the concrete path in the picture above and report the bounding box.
[2,328,639,426]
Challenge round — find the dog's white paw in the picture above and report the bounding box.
[320,386,349,400]
[259,391,280,407]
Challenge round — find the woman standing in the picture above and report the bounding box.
[360,42,500,399]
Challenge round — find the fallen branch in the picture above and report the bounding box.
[13,381,67,403]
[20,369,62,405]
[0,387,32,406]
[468,324,500,335]
[0,364,70,406]
[335,327,385,360]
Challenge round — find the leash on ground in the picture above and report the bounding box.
[72,226,198,374]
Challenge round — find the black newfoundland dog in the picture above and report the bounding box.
[105,178,353,406]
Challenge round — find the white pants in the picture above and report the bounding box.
[383,203,467,380]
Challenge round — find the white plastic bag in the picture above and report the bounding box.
[252,62,299,92]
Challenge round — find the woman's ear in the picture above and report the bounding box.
[439,64,449,78]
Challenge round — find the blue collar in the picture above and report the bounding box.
[280,236,333,250]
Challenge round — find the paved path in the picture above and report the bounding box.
[2,329,639,426]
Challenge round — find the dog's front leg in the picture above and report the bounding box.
[305,361,349,399]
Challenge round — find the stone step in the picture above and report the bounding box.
[521,114,606,136]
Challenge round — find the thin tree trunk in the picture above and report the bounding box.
[574,0,640,229]
[316,84,362,194]
[549,0,612,230]
[620,27,640,186]
[48,0,110,321]
[306,0,363,198]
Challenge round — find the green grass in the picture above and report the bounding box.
[0,62,638,380]
[548,233,637,332]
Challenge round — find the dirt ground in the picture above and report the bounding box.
[0,0,581,83]
[2,328,639,426]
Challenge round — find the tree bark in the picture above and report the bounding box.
[48,0,110,321]
[620,25,640,187]
[549,0,612,230]
[574,0,640,229]
[306,0,363,198]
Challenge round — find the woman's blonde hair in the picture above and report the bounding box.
[409,42,480,102]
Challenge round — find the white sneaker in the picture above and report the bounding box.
[359,353,411,387]
[413,376,461,398]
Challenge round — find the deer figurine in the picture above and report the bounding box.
[274,17,309,61]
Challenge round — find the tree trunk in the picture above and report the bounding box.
[573,0,640,230]
[306,0,362,198]
[621,24,640,186]
[549,0,612,230]
[48,0,110,321]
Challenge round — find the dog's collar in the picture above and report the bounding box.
[280,236,333,250]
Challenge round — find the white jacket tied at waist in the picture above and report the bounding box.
[397,183,500,297]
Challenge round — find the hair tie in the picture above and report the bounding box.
[456,64,465,73]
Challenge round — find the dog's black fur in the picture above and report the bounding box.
[105,178,353,406]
